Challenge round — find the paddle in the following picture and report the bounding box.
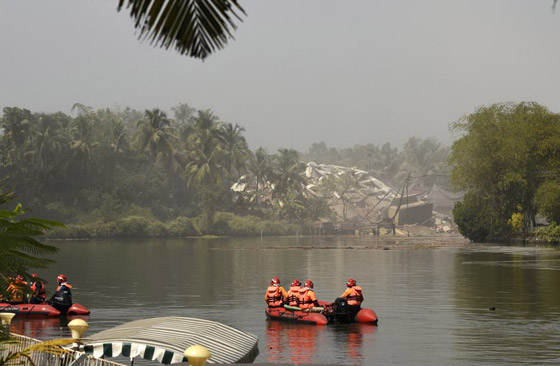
[283,304,301,312]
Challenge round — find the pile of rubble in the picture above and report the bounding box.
[231,162,460,233]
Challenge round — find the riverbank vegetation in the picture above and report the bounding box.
[0,104,451,238]
[449,102,560,243]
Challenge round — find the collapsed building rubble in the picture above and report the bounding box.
[231,162,462,234]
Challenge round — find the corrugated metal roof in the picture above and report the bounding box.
[83,317,259,364]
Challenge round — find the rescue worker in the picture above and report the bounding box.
[340,278,363,315]
[29,274,47,304]
[49,274,73,314]
[286,279,301,307]
[265,276,287,308]
[298,280,323,313]
[6,275,28,304]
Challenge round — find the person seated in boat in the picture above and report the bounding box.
[6,275,28,304]
[298,280,323,313]
[339,278,363,315]
[265,276,287,308]
[29,273,47,304]
[285,279,301,307]
[49,274,73,314]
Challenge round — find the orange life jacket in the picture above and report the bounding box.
[266,285,283,307]
[346,286,363,306]
[286,286,301,307]
[31,281,46,300]
[298,288,315,310]
[56,283,72,291]
[6,280,27,303]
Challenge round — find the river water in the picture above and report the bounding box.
[10,237,560,365]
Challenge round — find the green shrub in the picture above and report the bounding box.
[167,216,199,236]
[147,221,168,237]
[536,222,560,244]
[535,181,560,224]
[453,192,490,242]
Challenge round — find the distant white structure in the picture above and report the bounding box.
[304,162,395,200]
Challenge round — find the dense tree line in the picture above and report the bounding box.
[449,102,560,242]
[0,104,328,236]
[0,104,454,237]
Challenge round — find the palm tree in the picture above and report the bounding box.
[118,0,246,59]
[184,110,224,188]
[69,113,98,166]
[136,108,177,169]
[172,103,196,125]
[219,122,249,184]
[0,107,33,150]
[109,119,128,155]
[273,148,306,198]
[246,147,273,207]
[28,115,69,175]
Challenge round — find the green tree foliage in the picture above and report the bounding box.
[452,191,490,242]
[449,102,560,241]
[536,221,560,244]
[534,181,560,224]
[0,191,63,299]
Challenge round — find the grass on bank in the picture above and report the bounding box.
[48,211,309,239]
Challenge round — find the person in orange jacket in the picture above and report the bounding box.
[298,280,323,312]
[29,274,47,304]
[6,275,28,304]
[340,278,363,315]
[285,279,301,307]
[265,276,287,308]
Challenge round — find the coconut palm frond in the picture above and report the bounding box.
[118,0,246,59]
[0,338,76,366]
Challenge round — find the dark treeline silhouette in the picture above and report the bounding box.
[0,104,451,237]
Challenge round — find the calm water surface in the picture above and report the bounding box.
[10,237,560,365]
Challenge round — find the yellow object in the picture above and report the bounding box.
[0,312,16,325]
[68,319,89,339]
[184,345,211,366]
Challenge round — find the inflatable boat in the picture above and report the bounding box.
[266,298,378,325]
[0,303,90,317]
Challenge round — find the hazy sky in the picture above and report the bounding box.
[1,1,560,152]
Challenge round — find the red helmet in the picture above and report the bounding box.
[291,279,301,287]
[16,275,24,281]
[304,280,314,288]
[57,274,67,284]
[31,273,38,278]
[270,276,280,286]
[347,278,356,287]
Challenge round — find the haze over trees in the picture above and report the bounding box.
[0,103,452,238]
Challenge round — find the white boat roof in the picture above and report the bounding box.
[83,316,259,364]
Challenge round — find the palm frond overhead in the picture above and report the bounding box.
[118,0,246,59]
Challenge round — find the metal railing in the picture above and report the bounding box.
[1,334,126,366]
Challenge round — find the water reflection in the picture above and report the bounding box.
[266,321,323,364]
[10,317,67,339]
[9,315,90,340]
[266,321,376,365]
